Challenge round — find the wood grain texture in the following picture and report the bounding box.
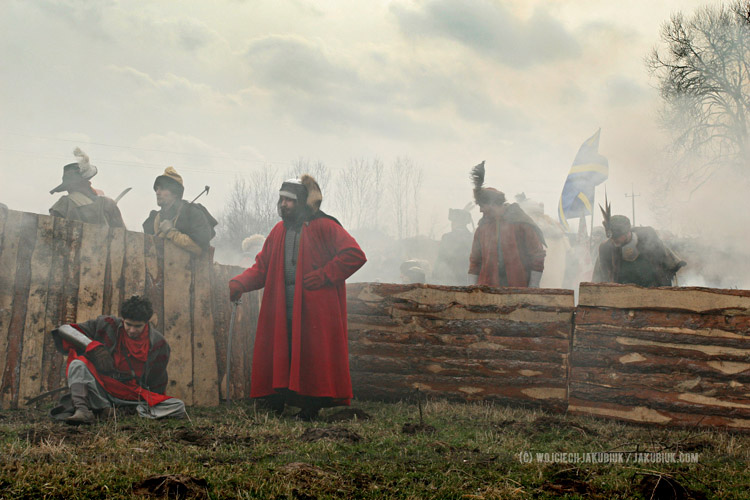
[41,217,70,393]
[347,282,573,410]
[162,241,193,404]
[17,215,54,404]
[103,226,126,316]
[0,212,38,408]
[143,235,164,332]
[76,223,109,321]
[191,254,218,406]
[0,210,22,407]
[60,220,83,325]
[571,283,750,430]
[578,282,750,313]
[122,231,146,300]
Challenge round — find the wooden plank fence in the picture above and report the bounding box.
[0,209,259,409]
[2,209,750,431]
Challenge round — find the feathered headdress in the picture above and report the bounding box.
[50,147,99,194]
[73,147,98,180]
[470,161,485,204]
[469,161,505,205]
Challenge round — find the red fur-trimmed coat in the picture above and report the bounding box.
[230,213,366,402]
[469,205,546,287]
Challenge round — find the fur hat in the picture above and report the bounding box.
[153,167,185,198]
[279,174,323,214]
[300,174,322,212]
[279,178,307,202]
[50,147,98,194]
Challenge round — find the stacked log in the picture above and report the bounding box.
[570,282,750,431]
[347,282,575,411]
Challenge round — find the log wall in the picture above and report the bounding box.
[3,209,750,431]
[0,209,260,409]
[570,283,750,431]
[347,283,575,411]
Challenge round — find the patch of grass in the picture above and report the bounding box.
[0,399,747,499]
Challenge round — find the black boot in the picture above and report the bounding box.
[294,397,322,421]
[256,394,285,416]
[65,383,94,425]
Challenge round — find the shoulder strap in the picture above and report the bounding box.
[67,191,95,207]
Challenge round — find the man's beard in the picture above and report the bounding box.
[280,205,299,223]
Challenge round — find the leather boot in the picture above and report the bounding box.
[257,394,285,416]
[294,397,321,421]
[65,383,94,425]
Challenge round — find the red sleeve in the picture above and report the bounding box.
[319,221,367,283]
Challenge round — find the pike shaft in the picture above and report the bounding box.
[226,301,239,404]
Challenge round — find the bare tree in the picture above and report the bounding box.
[648,1,750,191]
[390,157,419,239]
[289,158,331,194]
[411,165,423,236]
[215,176,258,254]
[336,157,385,230]
[249,167,280,235]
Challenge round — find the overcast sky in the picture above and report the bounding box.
[1,0,738,247]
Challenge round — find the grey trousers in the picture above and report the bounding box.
[67,359,187,419]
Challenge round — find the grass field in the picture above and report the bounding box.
[0,398,747,499]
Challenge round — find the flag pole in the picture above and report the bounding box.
[589,189,595,250]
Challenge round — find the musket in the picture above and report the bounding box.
[226,299,240,404]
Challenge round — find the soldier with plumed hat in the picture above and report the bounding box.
[593,203,685,287]
[49,148,125,228]
[467,161,546,287]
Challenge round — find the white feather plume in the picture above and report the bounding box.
[73,147,98,180]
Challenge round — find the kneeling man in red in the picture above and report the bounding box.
[51,295,186,424]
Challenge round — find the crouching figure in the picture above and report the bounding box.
[50,295,186,424]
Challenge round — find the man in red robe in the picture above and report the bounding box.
[468,162,546,287]
[229,175,366,420]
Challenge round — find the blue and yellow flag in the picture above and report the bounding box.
[558,129,608,231]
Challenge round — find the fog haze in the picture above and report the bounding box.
[2,0,746,286]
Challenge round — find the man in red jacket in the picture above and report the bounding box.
[468,162,546,287]
[51,295,186,424]
[229,175,366,420]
